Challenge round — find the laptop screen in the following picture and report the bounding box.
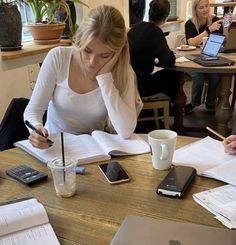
[202,33,225,57]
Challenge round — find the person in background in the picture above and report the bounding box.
[127,0,180,132]
[223,118,236,154]
[127,0,179,105]
[184,0,223,114]
[24,5,143,149]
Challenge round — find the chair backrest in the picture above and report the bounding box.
[138,93,170,129]
[0,98,30,151]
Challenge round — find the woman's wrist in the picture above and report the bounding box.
[205,26,211,35]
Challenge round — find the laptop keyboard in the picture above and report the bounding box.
[194,56,235,66]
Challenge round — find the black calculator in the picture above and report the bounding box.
[6,165,48,186]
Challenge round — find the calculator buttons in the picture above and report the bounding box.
[6,165,48,186]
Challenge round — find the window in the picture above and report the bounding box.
[18,3,34,42]
[213,0,228,16]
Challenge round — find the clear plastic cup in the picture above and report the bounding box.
[48,157,77,197]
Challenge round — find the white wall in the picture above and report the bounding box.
[0,64,33,121]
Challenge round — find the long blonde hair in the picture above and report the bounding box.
[73,5,133,95]
[191,0,214,33]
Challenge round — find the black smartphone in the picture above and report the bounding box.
[156,166,196,198]
[98,162,130,184]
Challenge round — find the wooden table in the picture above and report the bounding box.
[171,49,236,136]
[0,136,227,245]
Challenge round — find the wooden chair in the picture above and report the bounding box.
[138,93,170,129]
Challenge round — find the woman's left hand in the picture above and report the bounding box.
[97,49,121,75]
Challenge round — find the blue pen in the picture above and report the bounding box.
[25,120,54,146]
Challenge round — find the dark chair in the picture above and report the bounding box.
[0,98,30,151]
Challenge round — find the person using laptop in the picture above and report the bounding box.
[184,0,223,114]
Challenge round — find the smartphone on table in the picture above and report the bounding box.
[98,162,130,184]
[156,165,196,198]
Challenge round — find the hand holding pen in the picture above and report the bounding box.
[25,120,54,149]
[206,126,236,154]
[223,135,236,155]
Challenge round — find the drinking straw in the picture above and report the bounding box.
[61,132,65,181]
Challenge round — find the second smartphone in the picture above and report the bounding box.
[156,166,196,198]
[98,162,130,184]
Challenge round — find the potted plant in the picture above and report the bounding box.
[0,0,23,51]
[25,0,88,44]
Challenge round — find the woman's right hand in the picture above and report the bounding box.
[28,124,51,149]
[209,20,223,32]
[223,135,236,154]
[97,48,122,76]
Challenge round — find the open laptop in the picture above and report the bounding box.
[110,215,236,245]
[221,28,236,53]
[185,33,235,67]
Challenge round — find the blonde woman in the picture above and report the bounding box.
[24,5,142,149]
[184,0,223,114]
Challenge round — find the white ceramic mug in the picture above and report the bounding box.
[148,130,177,170]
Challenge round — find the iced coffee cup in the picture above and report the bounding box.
[48,157,77,197]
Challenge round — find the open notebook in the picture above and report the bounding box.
[14,131,150,165]
[185,33,235,66]
[173,136,236,186]
[110,215,236,245]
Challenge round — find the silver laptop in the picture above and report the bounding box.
[221,28,236,53]
[110,215,236,245]
[186,33,225,61]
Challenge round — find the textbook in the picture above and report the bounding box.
[0,197,59,245]
[14,131,150,165]
[173,136,236,186]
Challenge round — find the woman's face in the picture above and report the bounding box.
[196,0,210,20]
[81,38,114,77]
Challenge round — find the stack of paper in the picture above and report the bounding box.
[193,185,236,229]
[173,136,236,186]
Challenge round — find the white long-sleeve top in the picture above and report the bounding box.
[24,47,142,139]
